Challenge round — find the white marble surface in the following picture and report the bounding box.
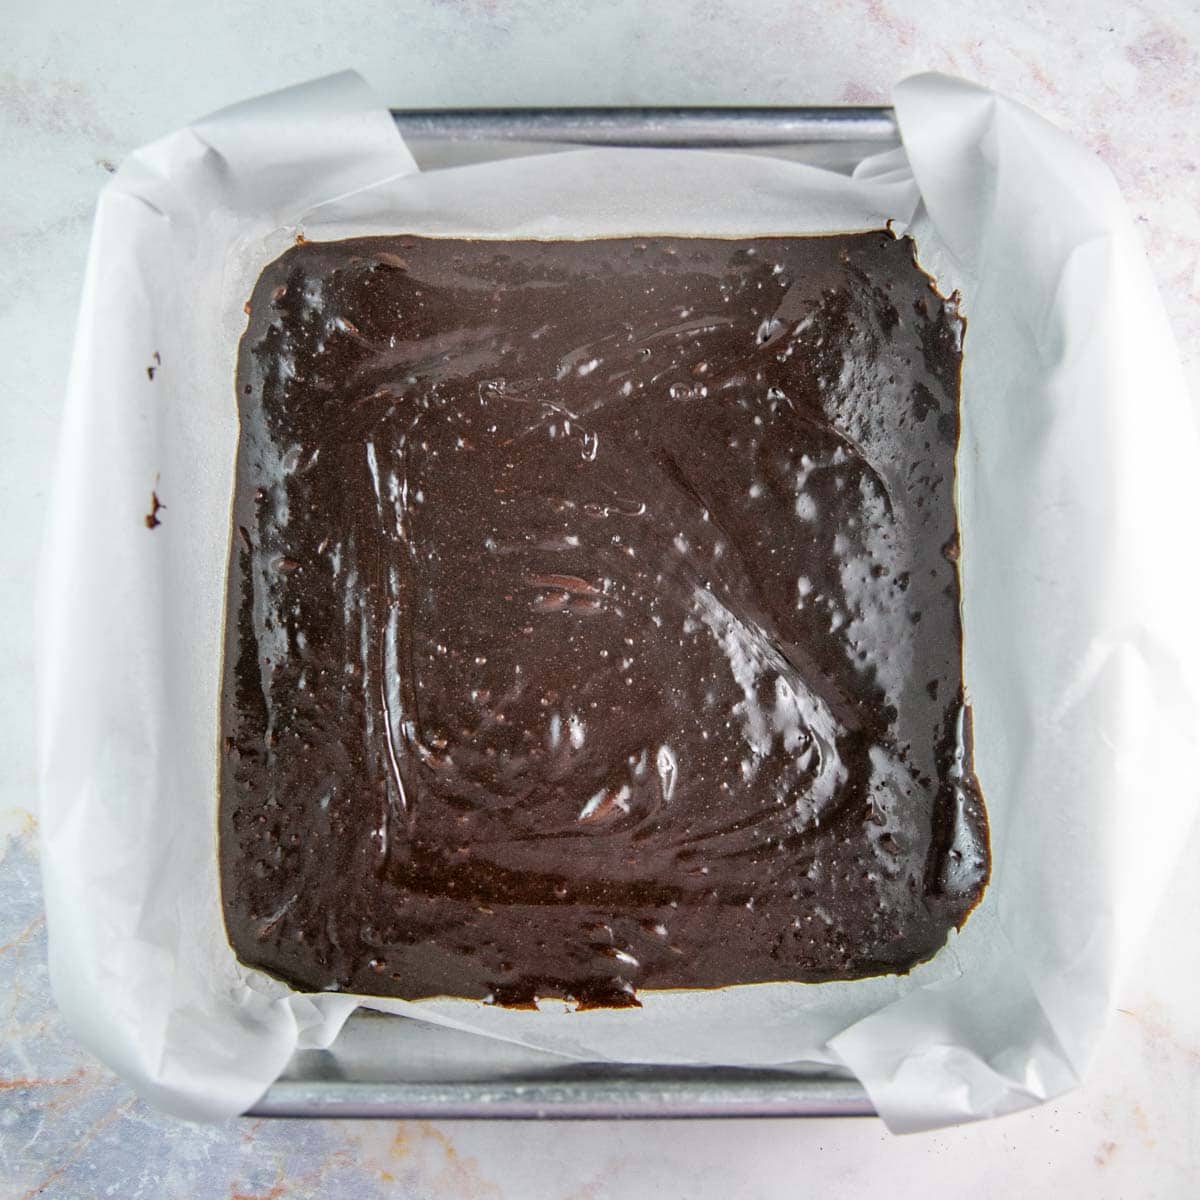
[3,1,1199,1196]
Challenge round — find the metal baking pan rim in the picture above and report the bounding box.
[389,105,897,147]
[250,1075,875,1120]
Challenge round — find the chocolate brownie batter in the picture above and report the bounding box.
[220,233,989,1006]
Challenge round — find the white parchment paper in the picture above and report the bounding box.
[36,72,1200,1130]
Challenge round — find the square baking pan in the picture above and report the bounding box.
[248,106,896,1120]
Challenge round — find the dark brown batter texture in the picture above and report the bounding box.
[220,232,989,1007]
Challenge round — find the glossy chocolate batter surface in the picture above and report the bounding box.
[220,233,989,1006]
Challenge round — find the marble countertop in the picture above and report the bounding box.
[3,1,1198,1196]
